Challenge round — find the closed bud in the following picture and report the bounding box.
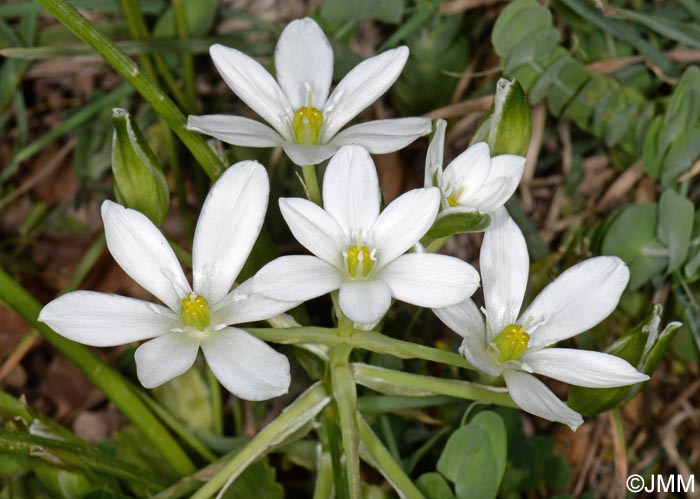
[568,304,681,416]
[471,78,531,156]
[111,108,170,225]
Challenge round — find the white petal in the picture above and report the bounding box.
[371,188,440,267]
[339,279,391,325]
[275,18,333,110]
[253,255,342,301]
[192,161,269,304]
[135,333,200,389]
[321,47,409,140]
[522,348,649,388]
[101,200,190,311]
[322,145,380,235]
[425,119,446,190]
[380,253,480,308]
[201,327,290,400]
[459,332,502,377]
[39,291,176,347]
[282,142,338,166]
[522,256,630,349]
[481,207,529,336]
[209,44,293,140]
[469,154,525,212]
[330,118,431,154]
[279,197,344,267]
[442,142,491,196]
[211,278,299,326]
[503,369,583,430]
[186,114,283,147]
[464,177,511,213]
[433,298,485,338]
[486,154,526,185]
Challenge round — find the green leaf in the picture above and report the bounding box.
[470,411,507,482]
[416,472,456,499]
[153,0,217,38]
[659,67,700,152]
[437,412,507,499]
[220,459,284,499]
[642,115,665,178]
[657,189,694,273]
[320,0,404,23]
[425,211,491,239]
[660,125,700,186]
[601,204,667,290]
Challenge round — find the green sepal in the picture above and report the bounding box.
[111,108,170,226]
[471,79,531,157]
[568,304,681,416]
[425,211,491,240]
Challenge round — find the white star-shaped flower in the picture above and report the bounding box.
[435,208,649,429]
[187,17,431,166]
[425,119,525,217]
[253,144,480,326]
[39,162,295,400]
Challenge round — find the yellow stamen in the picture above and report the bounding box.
[346,245,374,278]
[180,293,211,331]
[492,324,529,362]
[446,187,463,207]
[292,106,323,145]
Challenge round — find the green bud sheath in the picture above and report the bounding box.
[471,78,532,157]
[112,108,170,225]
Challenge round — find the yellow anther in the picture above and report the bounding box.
[492,324,529,362]
[346,245,374,278]
[180,293,211,331]
[446,187,463,207]
[292,106,324,145]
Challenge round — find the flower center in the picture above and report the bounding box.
[446,187,463,207]
[180,292,211,331]
[345,244,375,278]
[292,106,324,145]
[492,324,529,362]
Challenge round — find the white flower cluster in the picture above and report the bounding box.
[39,17,647,429]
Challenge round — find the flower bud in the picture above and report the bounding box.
[568,304,681,416]
[111,108,170,225]
[471,78,531,156]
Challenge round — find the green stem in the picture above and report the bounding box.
[0,269,195,476]
[172,0,197,113]
[118,0,187,110]
[357,415,425,499]
[312,446,335,499]
[330,343,360,498]
[189,382,330,499]
[301,164,322,205]
[352,363,517,407]
[205,365,224,436]
[244,327,472,369]
[35,0,224,180]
